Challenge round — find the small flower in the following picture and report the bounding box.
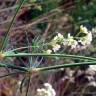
[53,33,64,43]
[87,32,92,43]
[67,33,78,49]
[70,40,78,49]
[89,65,96,71]
[57,33,64,39]
[46,49,52,54]
[44,83,52,89]
[78,32,92,45]
[53,36,58,41]
[44,83,56,96]
[35,83,56,96]
[80,25,88,34]
[62,39,68,46]
[52,44,61,52]
[37,88,47,96]
[68,33,73,38]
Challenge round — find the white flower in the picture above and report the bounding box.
[78,32,92,45]
[62,39,68,46]
[44,83,52,89]
[44,83,56,96]
[79,25,92,45]
[53,36,58,41]
[57,33,64,39]
[70,40,78,49]
[80,25,88,34]
[67,33,73,45]
[35,83,56,96]
[46,49,52,54]
[68,33,72,38]
[52,44,61,52]
[53,33,64,42]
[87,32,92,43]
[78,38,86,46]
[67,33,78,49]
[89,65,96,71]
[37,88,47,96]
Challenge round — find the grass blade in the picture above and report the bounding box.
[0,0,26,51]
[38,61,96,71]
[4,53,96,61]
[0,63,27,71]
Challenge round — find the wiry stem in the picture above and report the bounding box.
[20,76,26,93]
[0,0,26,51]
[6,45,39,52]
[0,63,27,71]
[4,53,96,61]
[38,61,96,71]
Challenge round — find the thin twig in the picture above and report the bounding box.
[20,76,26,93]
[0,71,23,78]
[0,63,27,71]
[26,77,31,96]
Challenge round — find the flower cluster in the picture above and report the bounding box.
[46,33,64,54]
[45,25,93,54]
[65,33,78,49]
[78,25,92,45]
[35,83,56,96]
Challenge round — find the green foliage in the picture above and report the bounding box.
[71,0,96,26]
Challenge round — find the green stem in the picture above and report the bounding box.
[38,61,96,71]
[4,53,96,61]
[0,0,26,51]
[6,43,50,53]
[0,63,27,71]
[6,45,39,52]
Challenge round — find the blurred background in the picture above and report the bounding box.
[0,0,96,96]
